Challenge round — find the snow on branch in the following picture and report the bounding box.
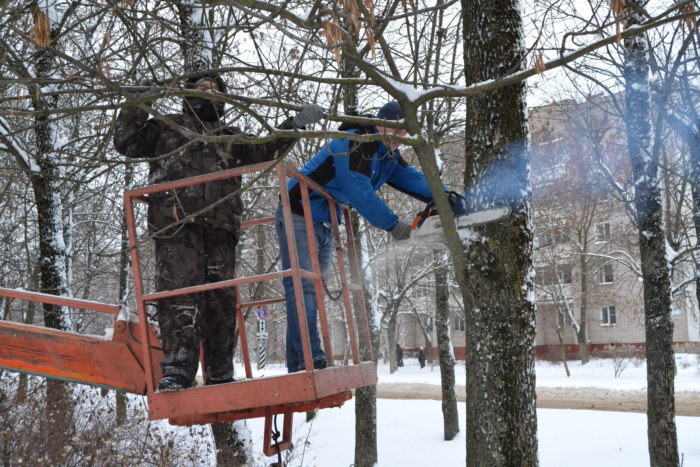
[370,0,700,107]
[584,250,642,277]
[0,117,40,174]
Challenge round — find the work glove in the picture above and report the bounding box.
[389,220,412,241]
[293,104,325,127]
[133,79,160,103]
[447,191,467,216]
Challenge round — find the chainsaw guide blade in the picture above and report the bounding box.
[401,206,512,249]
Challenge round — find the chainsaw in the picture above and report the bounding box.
[399,198,512,249]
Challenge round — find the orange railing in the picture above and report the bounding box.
[0,159,376,456]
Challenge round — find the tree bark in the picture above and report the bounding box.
[434,251,459,440]
[340,8,380,450]
[387,309,399,374]
[462,1,539,465]
[211,422,250,467]
[622,3,679,465]
[351,212,379,467]
[116,162,134,426]
[29,5,74,462]
[556,328,571,377]
[178,0,213,72]
[687,133,700,318]
[577,247,590,365]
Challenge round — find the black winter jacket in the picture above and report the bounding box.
[114,106,296,235]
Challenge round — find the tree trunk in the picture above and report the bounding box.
[30,77,69,331]
[0,232,7,319]
[577,250,589,365]
[622,3,679,465]
[387,310,399,374]
[422,315,435,365]
[556,328,571,377]
[30,6,74,462]
[411,306,435,365]
[116,162,133,426]
[434,251,459,440]
[211,422,250,467]
[16,264,40,404]
[462,1,538,465]
[342,11,379,453]
[688,133,700,316]
[351,211,379,467]
[178,0,213,72]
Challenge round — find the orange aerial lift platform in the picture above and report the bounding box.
[0,160,377,456]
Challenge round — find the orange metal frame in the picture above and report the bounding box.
[0,160,376,457]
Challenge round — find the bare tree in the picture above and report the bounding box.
[461,1,539,465]
[434,250,459,440]
[619,1,679,464]
[352,212,380,467]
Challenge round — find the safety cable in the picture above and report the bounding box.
[321,276,343,301]
[145,301,160,326]
[271,414,282,467]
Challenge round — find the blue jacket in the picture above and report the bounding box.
[287,125,434,230]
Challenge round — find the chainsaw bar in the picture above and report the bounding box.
[406,206,512,247]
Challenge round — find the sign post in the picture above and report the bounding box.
[256,307,269,370]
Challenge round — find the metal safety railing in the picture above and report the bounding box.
[0,159,376,455]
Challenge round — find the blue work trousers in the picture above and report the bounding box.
[275,205,332,372]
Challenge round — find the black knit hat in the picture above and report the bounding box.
[185,73,227,94]
[377,101,404,122]
[183,73,226,121]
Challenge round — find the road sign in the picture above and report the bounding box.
[258,345,266,370]
[256,307,268,320]
[256,332,269,339]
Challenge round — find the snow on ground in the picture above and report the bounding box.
[232,355,700,466]
[241,400,700,467]
[371,353,700,391]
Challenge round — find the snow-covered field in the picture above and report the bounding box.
[242,399,700,467]
[234,355,700,466]
[374,353,700,391]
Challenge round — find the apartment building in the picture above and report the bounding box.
[391,97,699,361]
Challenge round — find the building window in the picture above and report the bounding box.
[600,263,614,284]
[536,231,554,248]
[557,305,572,328]
[413,285,431,299]
[453,314,465,332]
[596,222,611,241]
[559,264,572,284]
[535,226,570,248]
[555,226,571,244]
[536,266,553,285]
[601,306,617,326]
[538,302,574,328]
[535,264,572,286]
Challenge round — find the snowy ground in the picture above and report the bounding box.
[242,400,700,467]
[373,353,700,392]
[245,353,700,391]
[232,354,700,466]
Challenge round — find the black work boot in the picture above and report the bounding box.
[157,374,191,392]
[313,358,327,370]
[204,377,234,386]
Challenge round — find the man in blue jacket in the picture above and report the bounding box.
[275,100,460,372]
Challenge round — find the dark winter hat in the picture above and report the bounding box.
[377,100,404,122]
[185,73,227,94]
[183,72,227,122]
